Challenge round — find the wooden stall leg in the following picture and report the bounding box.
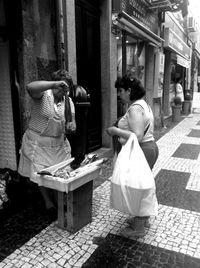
[57,191,65,229]
[66,180,93,233]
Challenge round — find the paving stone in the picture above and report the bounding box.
[21,264,32,268]
[155,169,200,213]
[57,258,66,266]
[83,234,193,267]
[172,143,200,160]
[187,129,200,137]
[48,263,59,268]
[33,264,43,268]
[2,115,200,267]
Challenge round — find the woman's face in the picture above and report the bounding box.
[52,88,65,100]
[52,83,68,100]
[117,87,130,104]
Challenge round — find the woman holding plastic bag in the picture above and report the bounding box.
[107,76,159,238]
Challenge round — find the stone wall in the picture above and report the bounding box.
[20,0,58,131]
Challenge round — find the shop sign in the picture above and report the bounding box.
[112,0,158,34]
[177,55,190,69]
[164,27,190,60]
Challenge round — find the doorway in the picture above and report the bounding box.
[75,0,102,152]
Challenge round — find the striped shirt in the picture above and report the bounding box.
[28,90,65,134]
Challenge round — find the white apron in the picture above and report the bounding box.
[18,116,71,180]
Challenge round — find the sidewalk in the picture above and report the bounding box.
[1,112,200,267]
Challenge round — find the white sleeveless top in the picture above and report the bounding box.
[118,99,154,143]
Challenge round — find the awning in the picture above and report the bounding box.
[164,28,191,60]
[177,55,190,68]
[115,11,164,47]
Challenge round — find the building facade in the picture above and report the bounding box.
[0,0,190,172]
[162,12,191,116]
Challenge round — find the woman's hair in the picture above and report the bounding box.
[176,77,181,83]
[115,75,146,101]
[52,69,74,96]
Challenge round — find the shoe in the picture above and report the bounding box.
[120,227,145,238]
[46,207,57,221]
[126,217,151,228]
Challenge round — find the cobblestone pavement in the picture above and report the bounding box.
[1,112,200,267]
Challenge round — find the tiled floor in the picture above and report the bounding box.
[1,113,200,267]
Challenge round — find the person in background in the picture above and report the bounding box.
[18,69,74,219]
[107,75,159,237]
[175,77,184,105]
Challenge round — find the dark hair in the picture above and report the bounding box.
[52,69,74,96]
[115,75,146,101]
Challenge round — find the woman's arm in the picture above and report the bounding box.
[128,105,145,142]
[106,126,132,140]
[106,105,145,142]
[27,80,68,99]
[175,84,183,93]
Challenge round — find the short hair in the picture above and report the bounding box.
[115,75,146,101]
[52,69,74,95]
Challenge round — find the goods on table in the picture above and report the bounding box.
[39,154,107,180]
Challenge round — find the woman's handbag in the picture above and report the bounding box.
[65,96,76,135]
[110,133,158,217]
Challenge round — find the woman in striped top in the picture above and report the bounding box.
[18,70,75,218]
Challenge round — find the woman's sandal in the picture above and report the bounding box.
[126,217,151,228]
[120,227,145,238]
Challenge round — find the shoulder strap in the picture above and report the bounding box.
[129,103,151,137]
[144,123,150,136]
[129,103,144,110]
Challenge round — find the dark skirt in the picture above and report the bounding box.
[140,141,159,170]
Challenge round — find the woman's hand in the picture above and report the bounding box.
[65,121,76,134]
[106,126,118,136]
[54,81,69,95]
[118,137,127,145]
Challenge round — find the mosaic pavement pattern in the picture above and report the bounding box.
[1,114,200,267]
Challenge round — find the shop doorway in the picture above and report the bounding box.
[75,0,101,152]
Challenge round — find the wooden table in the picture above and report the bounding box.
[33,159,103,232]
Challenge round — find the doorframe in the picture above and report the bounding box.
[63,0,117,149]
[4,0,23,165]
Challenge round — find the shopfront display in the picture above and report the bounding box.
[112,0,164,117]
[117,33,145,84]
[163,25,191,116]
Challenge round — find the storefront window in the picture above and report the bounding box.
[116,30,146,116]
[117,30,145,85]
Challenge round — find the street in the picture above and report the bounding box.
[1,111,200,268]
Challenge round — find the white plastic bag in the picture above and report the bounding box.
[110,133,158,217]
